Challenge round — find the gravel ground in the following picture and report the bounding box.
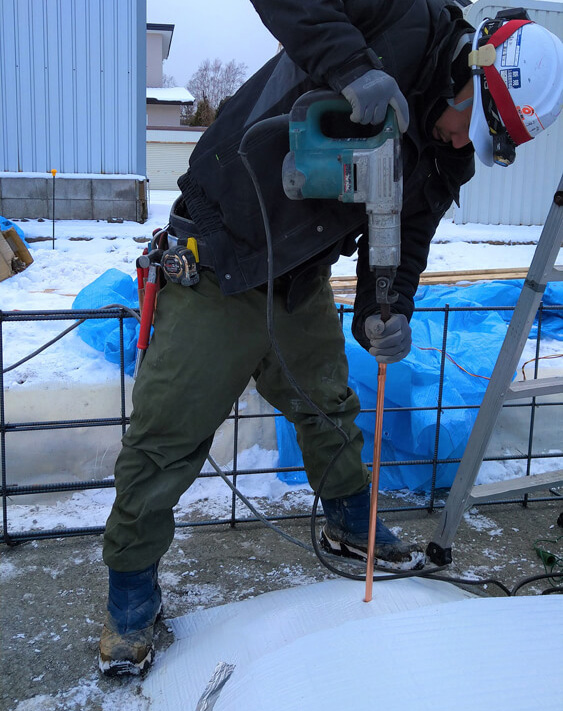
[1,490,562,711]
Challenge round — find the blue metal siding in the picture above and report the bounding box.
[0,0,146,175]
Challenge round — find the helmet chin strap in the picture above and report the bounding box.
[447,95,473,113]
[470,19,533,147]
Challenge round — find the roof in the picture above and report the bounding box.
[146,23,174,59]
[146,87,195,105]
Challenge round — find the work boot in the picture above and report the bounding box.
[320,486,426,570]
[98,562,162,677]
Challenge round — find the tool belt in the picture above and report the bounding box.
[167,197,215,270]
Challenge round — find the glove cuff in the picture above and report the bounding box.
[327,48,384,93]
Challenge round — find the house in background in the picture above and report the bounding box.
[146,23,205,191]
[146,23,194,127]
[0,0,148,222]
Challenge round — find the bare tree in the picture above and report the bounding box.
[187,58,248,112]
[162,73,177,88]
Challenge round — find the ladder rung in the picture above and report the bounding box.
[468,469,563,504]
[548,265,563,282]
[505,377,563,400]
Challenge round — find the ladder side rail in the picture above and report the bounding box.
[427,177,563,564]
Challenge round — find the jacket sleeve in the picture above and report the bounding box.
[249,0,382,88]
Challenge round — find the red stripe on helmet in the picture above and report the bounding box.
[483,19,533,146]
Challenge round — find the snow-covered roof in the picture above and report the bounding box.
[146,87,194,104]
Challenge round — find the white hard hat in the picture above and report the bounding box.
[468,15,563,166]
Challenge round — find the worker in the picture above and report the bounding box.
[98,0,563,676]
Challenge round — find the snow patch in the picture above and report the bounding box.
[11,674,150,711]
[463,509,504,536]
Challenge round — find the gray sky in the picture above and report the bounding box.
[146,0,279,88]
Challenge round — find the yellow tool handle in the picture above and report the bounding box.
[187,237,199,263]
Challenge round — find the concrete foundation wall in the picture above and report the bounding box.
[0,176,148,223]
[4,379,277,504]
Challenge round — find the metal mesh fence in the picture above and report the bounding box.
[1,301,562,545]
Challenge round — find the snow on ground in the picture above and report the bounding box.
[2,190,559,391]
[2,193,563,711]
[1,190,562,528]
[3,444,293,534]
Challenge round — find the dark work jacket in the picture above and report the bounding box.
[178,0,476,350]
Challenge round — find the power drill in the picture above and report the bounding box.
[282,89,403,317]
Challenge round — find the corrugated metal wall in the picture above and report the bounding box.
[457,0,563,225]
[0,0,146,175]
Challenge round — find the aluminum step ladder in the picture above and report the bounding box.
[427,176,563,566]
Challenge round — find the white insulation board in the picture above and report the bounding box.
[143,578,563,710]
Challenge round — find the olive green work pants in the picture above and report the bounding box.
[103,270,370,571]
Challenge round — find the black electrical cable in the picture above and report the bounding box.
[239,122,354,573]
[238,118,557,598]
[510,571,563,596]
[5,145,555,598]
[2,304,140,374]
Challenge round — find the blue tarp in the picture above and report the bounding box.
[72,270,562,490]
[72,269,140,376]
[276,280,563,492]
[0,216,29,246]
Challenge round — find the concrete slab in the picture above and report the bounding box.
[91,179,138,201]
[92,199,139,221]
[46,198,95,220]
[0,198,47,219]
[48,178,93,200]
[0,176,148,222]
[0,177,48,199]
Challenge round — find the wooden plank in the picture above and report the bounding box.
[505,377,563,400]
[468,469,563,504]
[330,267,530,297]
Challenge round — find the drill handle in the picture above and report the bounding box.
[379,303,392,323]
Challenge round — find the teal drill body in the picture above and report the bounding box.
[282,89,403,309]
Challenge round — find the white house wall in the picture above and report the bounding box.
[146,32,163,88]
[147,104,183,127]
[458,0,563,225]
[0,0,146,175]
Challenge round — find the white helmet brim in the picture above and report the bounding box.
[469,20,494,166]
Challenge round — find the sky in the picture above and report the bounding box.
[146,0,280,88]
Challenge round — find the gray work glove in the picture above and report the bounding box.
[341,69,409,132]
[365,313,412,364]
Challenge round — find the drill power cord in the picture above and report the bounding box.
[8,291,558,594]
[6,139,559,596]
[2,304,141,375]
[238,117,562,597]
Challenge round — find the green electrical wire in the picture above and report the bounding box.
[534,536,563,588]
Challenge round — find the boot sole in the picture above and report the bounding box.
[98,646,154,677]
[98,605,164,677]
[320,529,426,571]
